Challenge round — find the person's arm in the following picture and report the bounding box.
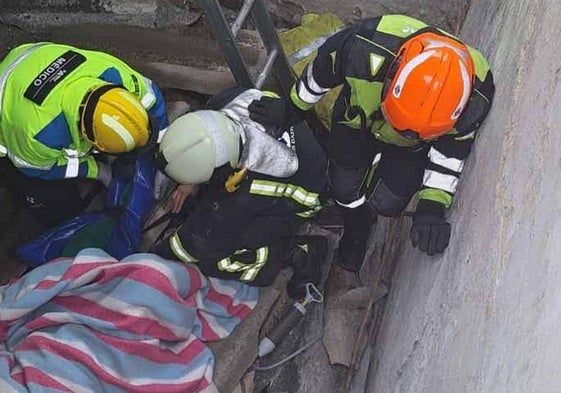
[289,27,354,111]
[418,53,496,209]
[18,154,100,180]
[411,60,495,255]
[8,112,101,180]
[135,75,169,134]
[248,27,356,128]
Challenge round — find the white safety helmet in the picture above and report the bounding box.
[157,110,241,184]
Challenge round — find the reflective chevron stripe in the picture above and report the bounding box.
[217,247,269,282]
[170,233,199,263]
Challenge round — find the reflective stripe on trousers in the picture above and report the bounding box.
[217,247,269,282]
[170,232,199,263]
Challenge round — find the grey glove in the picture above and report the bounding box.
[96,161,113,188]
[154,170,175,200]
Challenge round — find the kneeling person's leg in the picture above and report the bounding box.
[0,159,87,227]
[328,160,375,272]
[206,241,290,286]
[156,230,290,286]
[155,211,296,286]
[366,146,429,217]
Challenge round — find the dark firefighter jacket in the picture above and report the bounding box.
[156,88,328,284]
[289,14,495,208]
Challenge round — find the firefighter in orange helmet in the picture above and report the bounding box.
[249,15,495,271]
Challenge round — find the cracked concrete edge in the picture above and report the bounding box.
[324,282,389,367]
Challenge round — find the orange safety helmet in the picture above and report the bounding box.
[381,32,475,140]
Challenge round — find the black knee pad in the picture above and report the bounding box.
[327,161,369,205]
[367,180,411,217]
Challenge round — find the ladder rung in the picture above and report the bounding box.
[231,0,256,38]
[255,48,278,88]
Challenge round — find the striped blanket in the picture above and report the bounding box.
[0,249,258,392]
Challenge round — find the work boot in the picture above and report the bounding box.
[338,204,376,273]
[287,235,328,300]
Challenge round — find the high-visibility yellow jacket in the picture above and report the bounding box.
[0,43,167,180]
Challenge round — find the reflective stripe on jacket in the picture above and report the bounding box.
[283,14,495,208]
[162,88,328,282]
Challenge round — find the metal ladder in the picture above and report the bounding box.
[198,0,294,94]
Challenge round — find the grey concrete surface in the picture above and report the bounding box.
[266,0,469,32]
[368,1,561,392]
[0,0,469,38]
[0,0,202,30]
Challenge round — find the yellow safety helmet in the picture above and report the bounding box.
[80,84,149,153]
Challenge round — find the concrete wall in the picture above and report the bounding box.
[369,0,561,392]
[264,0,469,32]
[0,0,469,83]
[0,0,469,34]
[0,0,201,30]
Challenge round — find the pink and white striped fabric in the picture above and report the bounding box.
[0,248,258,392]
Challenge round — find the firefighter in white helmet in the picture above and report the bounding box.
[154,87,328,298]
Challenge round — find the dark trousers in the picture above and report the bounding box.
[154,205,302,286]
[0,159,89,227]
[155,223,296,286]
[328,140,429,216]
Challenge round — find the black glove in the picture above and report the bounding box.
[410,199,451,255]
[248,96,297,129]
[112,153,137,181]
[137,116,160,157]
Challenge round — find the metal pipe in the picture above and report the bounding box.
[231,0,256,38]
[198,0,254,88]
[255,48,277,88]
